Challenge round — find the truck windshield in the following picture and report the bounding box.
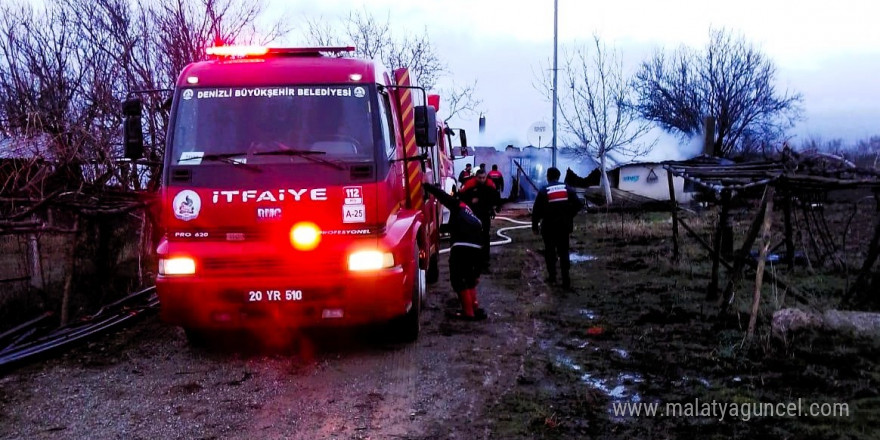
[170,84,375,165]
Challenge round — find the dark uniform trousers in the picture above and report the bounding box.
[542,228,571,284]
[450,246,482,292]
[477,213,492,270]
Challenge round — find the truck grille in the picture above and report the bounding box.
[201,255,343,276]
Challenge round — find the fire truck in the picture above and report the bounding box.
[122,46,464,342]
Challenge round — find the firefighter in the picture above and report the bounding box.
[459,168,500,273]
[487,164,504,194]
[423,182,487,320]
[458,163,474,185]
[531,167,583,289]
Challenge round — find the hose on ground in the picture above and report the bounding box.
[439,216,531,254]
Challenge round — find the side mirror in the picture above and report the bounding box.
[459,129,468,156]
[122,98,144,160]
[414,105,437,147]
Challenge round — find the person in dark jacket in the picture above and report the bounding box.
[458,163,474,186]
[459,169,500,273]
[423,182,487,320]
[487,164,504,194]
[531,167,583,289]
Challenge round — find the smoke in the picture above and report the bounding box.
[640,128,704,162]
[455,118,705,163]
[470,126,525,150]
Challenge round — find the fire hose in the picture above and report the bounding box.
[439,216,531,254]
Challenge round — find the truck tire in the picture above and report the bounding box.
[390,247,424,342]
[427,251,439,284]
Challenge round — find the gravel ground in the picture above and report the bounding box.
[0,228,546,440]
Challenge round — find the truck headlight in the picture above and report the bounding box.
[159,257,196,275]
[348,251,394,271]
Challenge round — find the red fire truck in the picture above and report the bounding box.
[122,46,464,342]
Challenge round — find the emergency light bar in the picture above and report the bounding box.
[206,45,356,58]
[206,45,268,57]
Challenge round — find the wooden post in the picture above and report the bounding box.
[844,191,880,305]
[679,218,718,260]
[667,170,679,261]
[27,232,44,290]
[26,214,44,290]
[709,189,730,300]
[721,205,734,259]
[748,192,775,339]
[783,189,795,269]
[680,216,810,305]
[60,217,79,326]
[801,201,826,267]
[138,211,149,286]
[703,116,716,156]
[720,185,774,317]
[512,159,539,193]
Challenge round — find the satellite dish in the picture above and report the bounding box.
[527,121,549,147]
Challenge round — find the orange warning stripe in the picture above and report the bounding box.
[394,68,423,210]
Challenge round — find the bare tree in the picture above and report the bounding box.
[441,80,482,123]
[0,0,287,303]
[633,28,803,158]
[804,135,880,169]
[539,35,655,205]
[148,0,285,91]
[0,0,286,195]
[856,136,880,154]
[0,1,107,189]
[855,136,880,169]
[305,10,444,90]
[303,9,481,120]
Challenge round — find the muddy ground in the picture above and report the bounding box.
[1,209,878,439]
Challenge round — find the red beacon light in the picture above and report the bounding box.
[428,94,440,112]
[206,45,356,58]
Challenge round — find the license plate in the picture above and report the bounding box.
[246,289,304,302]
[343,205,366,223]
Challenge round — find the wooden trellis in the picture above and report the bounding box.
[663,150,880,336]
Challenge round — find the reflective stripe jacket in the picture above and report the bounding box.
[531,180,582,234]
[487,170,504,192]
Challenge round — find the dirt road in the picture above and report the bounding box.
[0,220,547,440]
[5,210,874,439]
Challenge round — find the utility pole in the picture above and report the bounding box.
[551,0,558,168]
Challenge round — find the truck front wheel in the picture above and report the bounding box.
[390,247,424,342]
[427,251,439,284]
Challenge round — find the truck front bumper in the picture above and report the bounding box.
[156,267,412,330]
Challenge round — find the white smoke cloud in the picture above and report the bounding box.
[639,128,704,162]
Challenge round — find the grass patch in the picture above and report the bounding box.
[487,208,880,439]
